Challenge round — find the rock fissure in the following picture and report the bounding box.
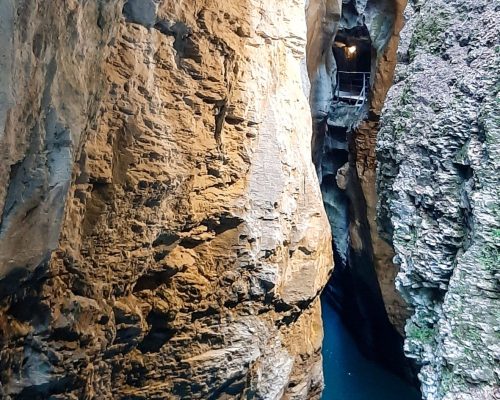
[307,0,418,386]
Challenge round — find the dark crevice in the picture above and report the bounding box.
[308,0,421,393]
[203,214,244,235]
[137,310,175,353]
[49,327,80,342]
[214,99,228,147]
[133,268,178,292]
[207,374,246,399]
[152,231,179,247]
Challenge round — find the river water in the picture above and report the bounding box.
[321,298,422,400]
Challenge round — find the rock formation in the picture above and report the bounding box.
[0,0,332,398]
[378,0,500,399]
[1,0,498,398]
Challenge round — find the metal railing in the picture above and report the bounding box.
[334,71,370,107]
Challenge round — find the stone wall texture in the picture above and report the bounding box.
[378,0,500,399]
[0,0,333,398]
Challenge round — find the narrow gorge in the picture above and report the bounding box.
[0,1,498,399]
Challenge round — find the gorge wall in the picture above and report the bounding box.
[378,0,499,399]
[307,0,499,398]
[307,0,416,384]
[0,0,498,399]
[0,0,333,398]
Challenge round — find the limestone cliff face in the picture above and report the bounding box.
[378,0,499,399]
[350,0,410,333]
[0,1,332,398]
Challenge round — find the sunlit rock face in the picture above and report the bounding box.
[0,0,332,398]
[378,0,499,399]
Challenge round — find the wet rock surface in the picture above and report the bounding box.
[378,0,500,398]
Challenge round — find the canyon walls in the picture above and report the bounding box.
[2,0,497,398]
[0,0,333,398]
[378,0,499,399]
[351,0,410,333]
[307,0,416,384]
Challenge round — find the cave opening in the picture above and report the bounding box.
[332,26,372,108]
[333,26,372,73]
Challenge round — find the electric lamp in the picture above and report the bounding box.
[346,45,357,56]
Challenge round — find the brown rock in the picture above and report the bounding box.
[0,0,332,398]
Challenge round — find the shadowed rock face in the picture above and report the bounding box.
[0,0,332,398]
[378,0,500,399]
[0,0,123,283]
[306,0,342,122]
[307,0,416,384]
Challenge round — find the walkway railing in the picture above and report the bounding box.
[334,71,370,107]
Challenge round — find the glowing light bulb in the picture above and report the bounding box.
[346,45,357,56]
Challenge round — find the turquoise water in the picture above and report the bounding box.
[321,299,422,400]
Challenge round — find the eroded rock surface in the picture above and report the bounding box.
[0,0,332,398]
[0,0,122,285]
[378,0,500,398]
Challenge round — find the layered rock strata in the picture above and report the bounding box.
[378,0,500,398]
[0,0,332,398]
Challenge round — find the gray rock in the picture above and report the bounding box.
[377,0,500,398]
